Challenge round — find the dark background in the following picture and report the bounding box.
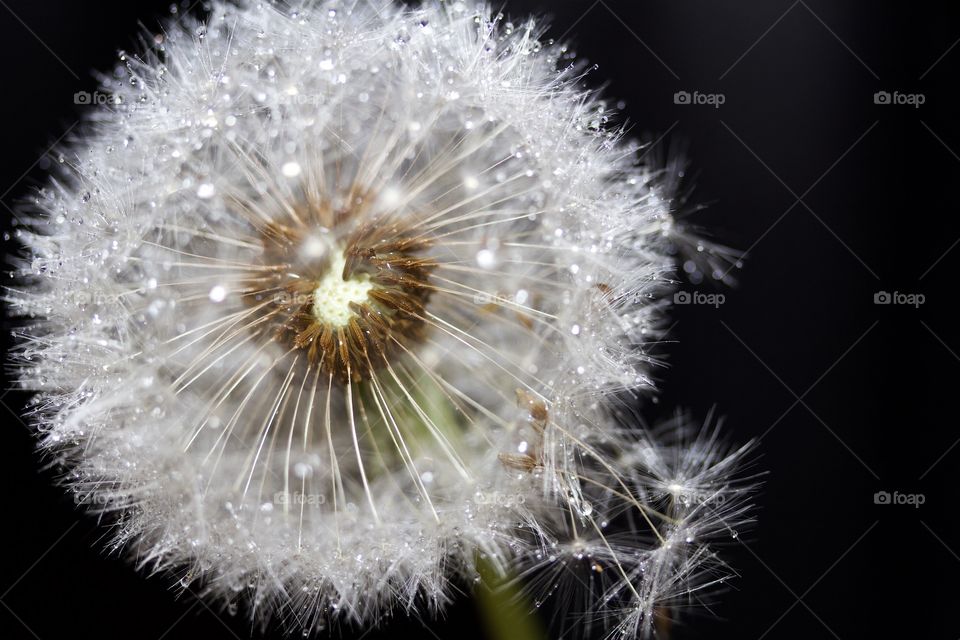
[1,1,955,638]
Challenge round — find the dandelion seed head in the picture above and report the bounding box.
[8,1,754,636]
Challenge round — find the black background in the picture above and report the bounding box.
[1,1,956,639]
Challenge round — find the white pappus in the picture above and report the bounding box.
[7,1,755,637]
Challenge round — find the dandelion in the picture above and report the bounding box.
[8,1,753,637]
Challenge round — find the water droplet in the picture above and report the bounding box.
[476,249,496,268]
[282,161,302,178]
[209,285,227,302]
[294,462,313,478]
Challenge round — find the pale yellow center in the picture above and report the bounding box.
[311,254,374,326]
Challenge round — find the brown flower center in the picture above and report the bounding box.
[244,198,435,382]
